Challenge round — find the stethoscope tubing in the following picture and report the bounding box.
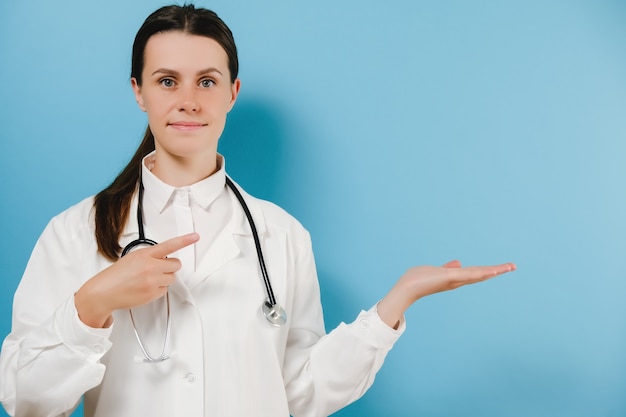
[125,177,282,308]
[121,175,286,362]
[224,176,278,307]
[121,183,157,257]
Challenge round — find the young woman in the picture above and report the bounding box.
[0,5,515,417]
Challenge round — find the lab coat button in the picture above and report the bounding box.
[359,319,369,329]
[92,344,104,354]
[184,373,196,383]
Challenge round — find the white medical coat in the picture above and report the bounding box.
[0,182,404,417]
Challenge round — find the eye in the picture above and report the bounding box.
[200,78,215,88]
[159,78,175,88]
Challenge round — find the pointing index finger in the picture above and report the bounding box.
[148,233,200,259]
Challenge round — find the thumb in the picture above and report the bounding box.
[443,259,462,268]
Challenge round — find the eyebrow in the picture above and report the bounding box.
[150,67,224,77]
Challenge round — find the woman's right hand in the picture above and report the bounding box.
[74,233,200,328]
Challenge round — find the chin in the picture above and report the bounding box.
[167,144,217,159]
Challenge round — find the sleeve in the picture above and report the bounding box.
[0,205,113,417]
[282,229,405,417]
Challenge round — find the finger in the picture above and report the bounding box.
[159,257,183,274]
[143,262,179,289]
[449,263,516,282]
[466,263,516,275]
[158,272,177,287]
[443,260,462,268]
[489,262,516,275]
[148,233,200,259]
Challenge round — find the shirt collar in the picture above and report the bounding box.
[141,151,227,213]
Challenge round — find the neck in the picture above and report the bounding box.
[150,149,219,187]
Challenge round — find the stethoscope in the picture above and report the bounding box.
[121,177,287,363]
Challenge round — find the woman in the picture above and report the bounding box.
[0,5,515,417]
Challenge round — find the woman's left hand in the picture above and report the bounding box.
[377,260,516,329]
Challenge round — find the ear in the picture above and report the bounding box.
[227,78,241,112]
[131,77,146,112]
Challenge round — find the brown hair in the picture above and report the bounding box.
[94,4,239,260]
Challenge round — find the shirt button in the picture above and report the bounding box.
[184,373,196,383]
[359,319,369,329]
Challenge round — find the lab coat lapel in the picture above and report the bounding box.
[189,212,241,289]
[118,181,268,299]
[188,182,267,290]
[225,178,268,243]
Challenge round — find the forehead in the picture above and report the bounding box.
[143,31,229,74]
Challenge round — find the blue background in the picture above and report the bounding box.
[2,1,626,416]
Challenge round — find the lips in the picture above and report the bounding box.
[168,121,207,131]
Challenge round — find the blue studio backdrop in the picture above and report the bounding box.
[1,1,626,416]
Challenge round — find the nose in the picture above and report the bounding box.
[177,85,199,112]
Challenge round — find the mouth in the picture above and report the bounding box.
[168,122,207,131]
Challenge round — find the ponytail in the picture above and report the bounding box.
[93,127,155,261]
[96,4,238,261]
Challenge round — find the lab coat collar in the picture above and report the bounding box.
[141,151,227,213]
[120,175,268,301]
[120,176,267,242]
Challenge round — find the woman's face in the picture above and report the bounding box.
[131,31,240,162]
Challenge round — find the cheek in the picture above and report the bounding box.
[217,93,236,114]
[143,95,173,118]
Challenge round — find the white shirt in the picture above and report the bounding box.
[0,154,404,417]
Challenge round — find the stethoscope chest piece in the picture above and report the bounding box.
[262,301,287,327]
[124,176,289,363]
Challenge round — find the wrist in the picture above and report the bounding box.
[74,288,113,328]
[377,287,411,330]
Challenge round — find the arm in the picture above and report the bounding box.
[0,201,198,417]
[283,230,404,417]
[283,230,515,417]
[0,207,111,417]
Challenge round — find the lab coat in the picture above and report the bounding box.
[0,182,404,417]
